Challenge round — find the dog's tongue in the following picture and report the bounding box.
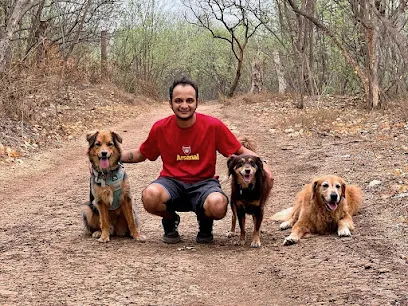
[328,202,338,211]
[244,174,251,183]
[100,158,110,169]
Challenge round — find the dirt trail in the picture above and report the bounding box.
[0,101,407,305]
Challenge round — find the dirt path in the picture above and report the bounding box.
[0,101,407,305]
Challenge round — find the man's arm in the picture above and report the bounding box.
[121,148,147,163]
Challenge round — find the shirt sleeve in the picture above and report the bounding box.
[215,120,241,157]
[139,123,161,161]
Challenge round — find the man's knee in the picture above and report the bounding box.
[142,184,167,214]
[203,192,228,220]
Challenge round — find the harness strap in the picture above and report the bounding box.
[91,163,126,210]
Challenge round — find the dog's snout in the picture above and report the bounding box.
[101,151,108,157]
[245,169,251,174]
[330,193,338,201]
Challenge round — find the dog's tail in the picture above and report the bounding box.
[270,207,294,221]
[238,135,257,152]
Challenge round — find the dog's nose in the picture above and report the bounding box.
[245,169,251,174]
[101,151,108,157]
[330,193,338,201]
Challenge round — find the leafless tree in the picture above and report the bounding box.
[0,0,38,73]
[286,0,382,109]
[183,0,265,97]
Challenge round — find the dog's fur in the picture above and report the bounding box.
[82,130,145,243]
[227,137,272,247]
[271,175,363,246]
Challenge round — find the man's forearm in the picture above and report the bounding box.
[121,149,146,163]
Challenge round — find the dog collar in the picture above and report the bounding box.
[239,183,255,195]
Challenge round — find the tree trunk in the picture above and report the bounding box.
[273,50,287,94]
[101,30,108,80]
[227,53,243,97]
[0,0,35,73]
[366,25,380,108]
[250,57,263,94]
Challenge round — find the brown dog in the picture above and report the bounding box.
[271,175,363,246]
[227,137,272,247]
[82,130,145,243]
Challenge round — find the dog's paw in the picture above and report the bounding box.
[283,235,298,246]
[92,231,101,238]
[338,227,351,237]
[250,240,262,248]
[233,239,246,246]
[280,221,292,230]
[98,235,110,243]
[226,231,237,238]
[133,233,146,242]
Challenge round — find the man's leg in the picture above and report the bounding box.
[195,179,229,243]
[142,179,181,244]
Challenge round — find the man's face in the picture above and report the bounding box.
[170,84,197,121]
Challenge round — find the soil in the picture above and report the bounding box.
[0,89,407,305]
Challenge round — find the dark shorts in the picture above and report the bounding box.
[151,176,229,215]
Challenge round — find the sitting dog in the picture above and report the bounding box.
[82,130,145,243]
[271,175,363,246]
[227,137,272,247]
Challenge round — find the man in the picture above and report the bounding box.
[122,77,273,244]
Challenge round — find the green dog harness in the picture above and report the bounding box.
[91,163,127,210]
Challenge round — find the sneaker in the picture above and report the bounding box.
[162,213,181,244]
[196,217,214,244]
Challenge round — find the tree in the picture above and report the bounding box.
[183,0,265,97]
[0,0,37,73]
[286,0,381,109]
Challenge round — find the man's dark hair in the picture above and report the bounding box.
[169,76,198,101]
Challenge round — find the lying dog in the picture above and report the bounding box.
[271,175,363,246]
[82,130,145,243]
[227,137,272,247]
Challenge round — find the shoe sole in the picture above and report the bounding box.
[162,235,181,244]
[196,236,214,244]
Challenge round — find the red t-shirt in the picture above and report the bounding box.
[140,113,241,183]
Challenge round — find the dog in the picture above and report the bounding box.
[271,175,363,246]
[82,130,145,243]
[227,137,272,247]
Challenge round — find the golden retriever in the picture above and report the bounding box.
[271,175,362,245]
[227,137,272,247]
[82,130,145,243]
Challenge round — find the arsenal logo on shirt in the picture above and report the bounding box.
[182,146,191,155]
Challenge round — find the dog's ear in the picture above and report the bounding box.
[227,155,237,176]
[312,179,320,199]
[86,131,98,146]
[341,180,346,198]
[255,156,264,172]
[111,131,123,145]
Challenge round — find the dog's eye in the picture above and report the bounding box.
[107,142,114,147]
[95,142,102,147]
[322,183,329,188]
[336,184,341,189]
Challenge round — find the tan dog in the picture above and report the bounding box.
[227,137,272,247]
[82,130,145,243]
[271,175,362,246]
